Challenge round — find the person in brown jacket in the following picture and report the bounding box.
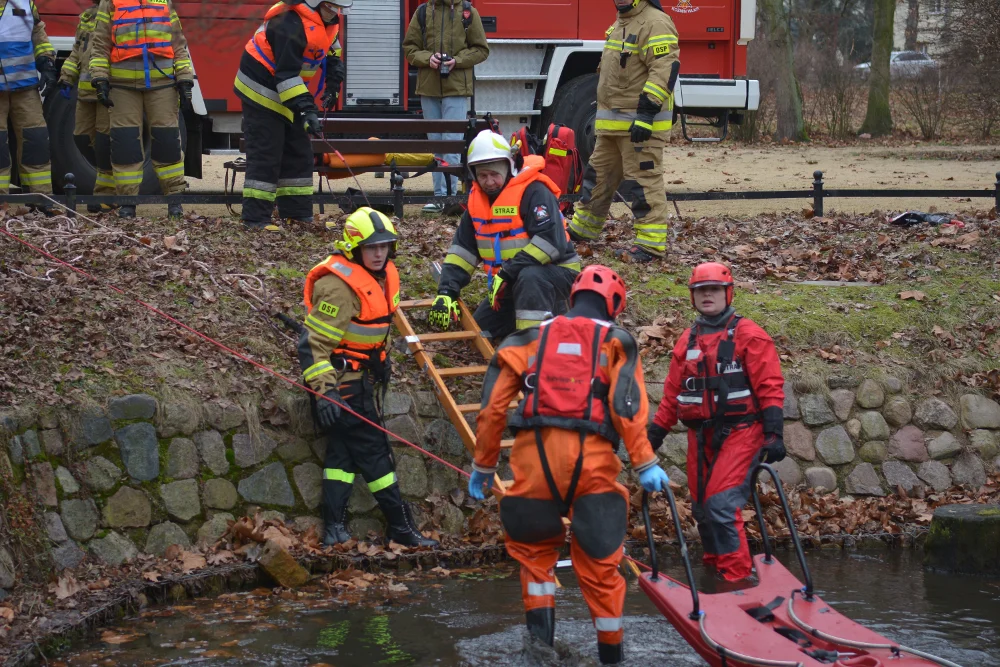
[90,0,193,219]
[402,0,489,211]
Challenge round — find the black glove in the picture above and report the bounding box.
[36,58,58,96]
[177,80,194,112]
[647,422,669,451]
[629,93,660,144]
[322,56,345,110]
[760,433,786,464]
[316,388,342,431]
[94,78,114,108]
[302,110,322,137]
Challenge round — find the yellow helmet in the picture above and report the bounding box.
[334,207,398,259]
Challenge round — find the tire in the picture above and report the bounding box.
[544,73,598,165]
[45,88,183,195]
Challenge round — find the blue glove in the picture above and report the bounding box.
[468,470,492,500]
[59,82,73,100]
[638,465,670,493]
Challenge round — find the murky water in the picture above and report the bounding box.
[63,549,999,666]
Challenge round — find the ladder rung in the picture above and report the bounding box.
[436,365,488,378]
[500,439,515,449]
[418,331,478,342]
[457,400,518,413]
[399,298,434,309]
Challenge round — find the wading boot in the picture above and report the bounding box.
[322,507,351,546]
[525,607,555,647]
[118,205,136,219]
[615,244,659,264]
[385,503,439,548]
[598,641,624,665]
[168,203,184,219]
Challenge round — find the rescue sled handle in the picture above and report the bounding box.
[750,462,815,600]
[641,488,700,620]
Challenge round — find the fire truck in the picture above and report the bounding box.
[39,0,759,194]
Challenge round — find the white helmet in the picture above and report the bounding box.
[304,0,353,9]
[467,129,516,175]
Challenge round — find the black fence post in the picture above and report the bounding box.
[390,168,404,218]
[812,170,824,218]
[994,171,999,213]
[64,173,77,218]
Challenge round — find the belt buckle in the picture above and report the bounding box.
[684,377,697,391]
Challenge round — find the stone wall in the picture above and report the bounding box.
[0,388,473,591]
[649,377,1000,496]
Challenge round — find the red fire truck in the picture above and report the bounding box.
[39,0,759,193]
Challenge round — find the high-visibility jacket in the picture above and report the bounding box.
[0,0,55,92]
[302,254,400,379]
[90,0,193,90]
[59,6,99,101]
[596,0,680,136]
[235,1,339,121]
[464,156,579,285]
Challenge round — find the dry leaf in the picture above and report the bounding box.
[142,570,162,582]
[87,578,111,591]
[101,630,143,645]
[898,290,926,301]
[207,550,235,566]
[0,607,14,623]
[164,543,183,561]
[51,574,84,600]
[180,551,207,574]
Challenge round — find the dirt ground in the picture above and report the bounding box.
[166,144,1000,221]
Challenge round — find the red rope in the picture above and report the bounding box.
[0,227,471,479]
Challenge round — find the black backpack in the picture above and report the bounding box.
[417,1,474,47]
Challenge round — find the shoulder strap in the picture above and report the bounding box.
[418,3,427,46]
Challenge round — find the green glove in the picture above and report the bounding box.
[428,294,459,330]
[488,274,507,311]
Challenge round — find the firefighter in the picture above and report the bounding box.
[0,0,57,206]
[298,207,439,549]
[647,262,785,584]
[568,0,680,263]
[90,0,193,219]
[235,0,348,231]
[429,129,580,341]
[470,265,671,665]
[58,0,115,213]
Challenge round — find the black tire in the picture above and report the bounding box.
[45,89,182,195]
[544,73,598,164]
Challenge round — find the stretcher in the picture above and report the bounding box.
[636,463,963,667]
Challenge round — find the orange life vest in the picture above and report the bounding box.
[110,0,174,64]
[246,1,338,87]
[466,155,568,283]
[303,255,400,373]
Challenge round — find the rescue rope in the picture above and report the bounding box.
[697,612,804,667]
[0,218,471,481]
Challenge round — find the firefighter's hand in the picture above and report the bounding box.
[488,273,508,311]
[58,82,73,100]
[468,470,492,500]
[646,422,669,451]
[322,89,338,111]
[630,93,660,143]
[316,388,343,431]
[428,294,459,330]
[94,79,114,108]
[303,110,322,137]
[36,58,58,96]
[760,434,786,464]
[326,56,345,91]
[638,465,670,493]
[176,80,194,112]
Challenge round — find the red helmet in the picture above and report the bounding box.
[570,265,627,319]
[688,262,734,307]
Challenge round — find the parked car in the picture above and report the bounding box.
[855,51,939,80]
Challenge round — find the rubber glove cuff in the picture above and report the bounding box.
[468,470,492,500]
[638,465,670,493]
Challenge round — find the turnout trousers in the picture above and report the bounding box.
[501,427,630,661]
[241,102,313,225]
[0,89,52,194]
[568,133,668,257]
[108,87,185,195]
[74,100,115,196]
[320,381,405,529]
[686,421,762,581]
[472,264,576,341]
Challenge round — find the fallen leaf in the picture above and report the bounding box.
[51,574,84,600]
[0,607,14,623]
[87,578,111,591]
[180,551,207,574]
[208,550,236,566]
[898,290,926,301]
[101,630,144,645]
[142,570,162,582]
[164,543,183,561]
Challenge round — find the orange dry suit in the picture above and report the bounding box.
[475,311,658,660]
[652,308,784,581]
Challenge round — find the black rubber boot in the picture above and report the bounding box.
[118,205,136,219]
[598,642,624,664]
[168,203,184,219]
[322,507,351,546]
[615,244,659,263]
[526,607,555,647]
[385,503,439,548]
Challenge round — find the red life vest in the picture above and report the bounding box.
[509,315,619,444]
[110,0,174,64]
[676,315,759,425]
[246,1,338,87]
[303,254,400,373]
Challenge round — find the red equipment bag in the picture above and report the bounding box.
[540,124,582,197]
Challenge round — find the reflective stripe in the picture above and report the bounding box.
[245,179,277,193]
[330,261,353,277]
[20,172,51,186]
[95,172,115,187]
[444,253,476,275]
[244,187,277,202]
[110,65,174,80]
[643,81,669,103]
[446,244,479,268]
[90,57,109,69]
[595,617,623,632]
[516,310,550,325]
[303,360,334,382]
[726,390,752,400]
[34,43,55,56]
[573,208,604,225]
[0,175,10,188]
[324,468,355,483]
[235,70,293,121]
[155,162,184,179]
[548,147,567,157]
[367,472,396,493]
[604,39,637,53]
[595,108,672,132]
[276,185,313,197]
[343,322,389,344]
[96,11,110,22]
[278,82,309,103]
[277,177,313,188]
[677,394,703,404]
[62,61,79,74]
[522,243,550,264]
[527,582,556,597]
[304,314,344,341]
[276,76,305,93]
[526,236,559,261]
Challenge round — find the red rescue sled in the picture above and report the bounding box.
[635,463,963,667]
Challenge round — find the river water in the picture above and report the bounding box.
[62,549,999,666]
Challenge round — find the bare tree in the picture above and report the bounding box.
[859,0,896,136]
[759,0,806,140]
[904,0,919,51]
[944,0,1000,139]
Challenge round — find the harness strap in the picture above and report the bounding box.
[694,315,743,502]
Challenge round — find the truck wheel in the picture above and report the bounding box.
[45,89,174,195]
[546,73,598,164]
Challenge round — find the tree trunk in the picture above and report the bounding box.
[904,0,919,50]
[860,0,896,136]
[759,0,806,141]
